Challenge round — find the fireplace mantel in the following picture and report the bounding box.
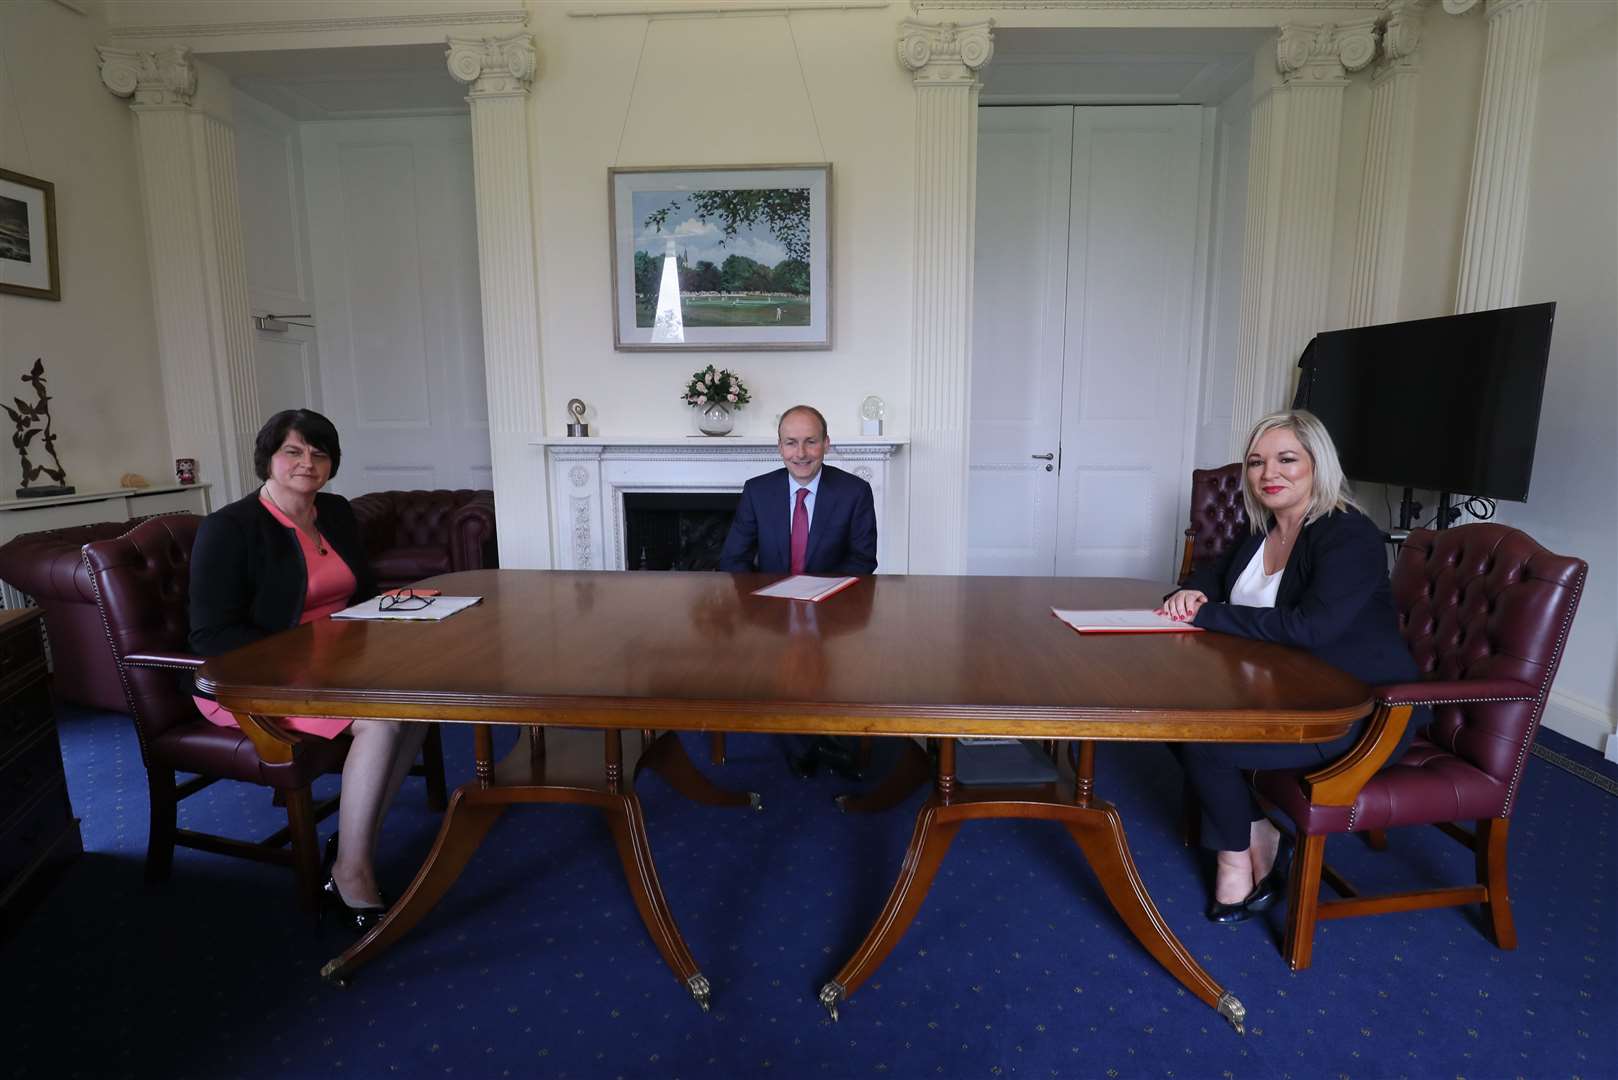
[537,436,908,572]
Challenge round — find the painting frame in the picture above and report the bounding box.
[608,163,831,351]
[0,168,61,302]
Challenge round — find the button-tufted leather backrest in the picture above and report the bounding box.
[352,490,483,547]
[1182,463,1248,582]
[82,515,202,751]
[1392,524,1586,800]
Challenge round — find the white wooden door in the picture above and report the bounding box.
[967,108,1072,575]
[968,106,1204,579]
[301,117,491,497]
[1054,107,1202,578]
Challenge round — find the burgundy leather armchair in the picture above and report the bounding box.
[350,489,497,590]
[1253,524,1587,970]
[1178,463,1247,585]
[0,518,155,712]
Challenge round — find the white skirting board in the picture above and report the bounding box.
[1538,688,1618,761]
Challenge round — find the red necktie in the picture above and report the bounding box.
[790,487,809,575]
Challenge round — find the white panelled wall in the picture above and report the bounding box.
[84,0,1613,755]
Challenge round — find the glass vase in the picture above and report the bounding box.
[695,403,734,436]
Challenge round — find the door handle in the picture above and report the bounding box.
[1030,453,1054,460]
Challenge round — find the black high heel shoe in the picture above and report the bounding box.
[319,832,387,933]
[1245,835,1294,914]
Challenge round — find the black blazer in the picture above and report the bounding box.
[190,489,376,659]
[718,464,878,575]
[1184,507,1423,695]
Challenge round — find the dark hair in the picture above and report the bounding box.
[778,404,829,441]
[253,409,342,481]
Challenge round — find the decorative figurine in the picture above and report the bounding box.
[4,358,74,498]
[175,458,197,485]
[566,398,590,437]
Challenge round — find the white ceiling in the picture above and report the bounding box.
[209,45,468,121]
[981,29,1269,106]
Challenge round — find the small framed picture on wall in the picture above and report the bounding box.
[0,168,61,301]
[608,163,831,351]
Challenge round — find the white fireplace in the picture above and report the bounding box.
[538,437,908,572]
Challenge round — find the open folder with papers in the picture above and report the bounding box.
[1051,608,1204,634]
[751,575,860,602]
[332,595,483,622]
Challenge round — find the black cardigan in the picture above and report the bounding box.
[189,489,377,659]
[1184,506,1422,694]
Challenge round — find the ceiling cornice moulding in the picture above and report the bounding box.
[107,9,528,41]
[912,1,1386,11]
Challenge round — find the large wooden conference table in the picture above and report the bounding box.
[197,570,1370,1033]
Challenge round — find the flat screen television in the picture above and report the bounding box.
[1292,302,1555,502]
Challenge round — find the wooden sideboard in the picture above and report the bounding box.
[0,607,81,935]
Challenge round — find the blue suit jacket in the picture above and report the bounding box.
[718,464,878,575]
[1185,507,1422,695]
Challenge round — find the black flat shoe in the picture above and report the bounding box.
[321,874,387,934]
[1246,836,1294,913]
[1206,887,1260,924]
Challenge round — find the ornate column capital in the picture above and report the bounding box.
[897,18,994,86]
[1276,19,1380,84]
[97,45,197,108]
[1376,0,1427,78]
[1442,0,1536,17]
[446,33,537,99]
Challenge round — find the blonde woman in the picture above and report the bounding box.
[1159,410,1425,923]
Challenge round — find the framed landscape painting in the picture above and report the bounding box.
[0,168,60,301]
[609,164,830,351]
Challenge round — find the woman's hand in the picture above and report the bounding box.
[1158,589,1207,622]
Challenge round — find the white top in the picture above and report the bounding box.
[1228,542,1284,608]
[787,467,822,530]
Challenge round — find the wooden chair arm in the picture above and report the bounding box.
[1301,702,1413,807]
[1177,533,1195,584]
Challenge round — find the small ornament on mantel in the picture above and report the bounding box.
[120,473,150,489]
[4,358,74,499]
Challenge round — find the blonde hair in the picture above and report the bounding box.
[1240,409,1359,533]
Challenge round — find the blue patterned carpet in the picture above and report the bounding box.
[8,710,1616,1080]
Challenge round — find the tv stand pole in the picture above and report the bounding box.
[1396,487,1422,532]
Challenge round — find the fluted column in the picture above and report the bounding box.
[97,45,259,500]
[448,34,551,568]
[898,18,993,574]
[1449,0,1548,311]
[1230,20,1377,453]
[1347,0,1425,327]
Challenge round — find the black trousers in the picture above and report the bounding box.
[1169,714,1420,852]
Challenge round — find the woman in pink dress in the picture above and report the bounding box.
[190,409,429,931]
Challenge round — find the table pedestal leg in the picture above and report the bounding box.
[320,728,711,1012]
[820,740,1245,1034]
[321,783,505,985]
[605,787,711,1010]
[635,731,761,811]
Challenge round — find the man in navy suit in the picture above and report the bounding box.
[720,405,877,777]
[718,405,877,576]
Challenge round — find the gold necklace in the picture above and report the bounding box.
[263,485,327,555]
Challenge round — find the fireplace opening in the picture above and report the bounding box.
[623,492,741,571]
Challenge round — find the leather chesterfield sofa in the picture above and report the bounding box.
[0,518,155,712]
[349,489,499,590]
